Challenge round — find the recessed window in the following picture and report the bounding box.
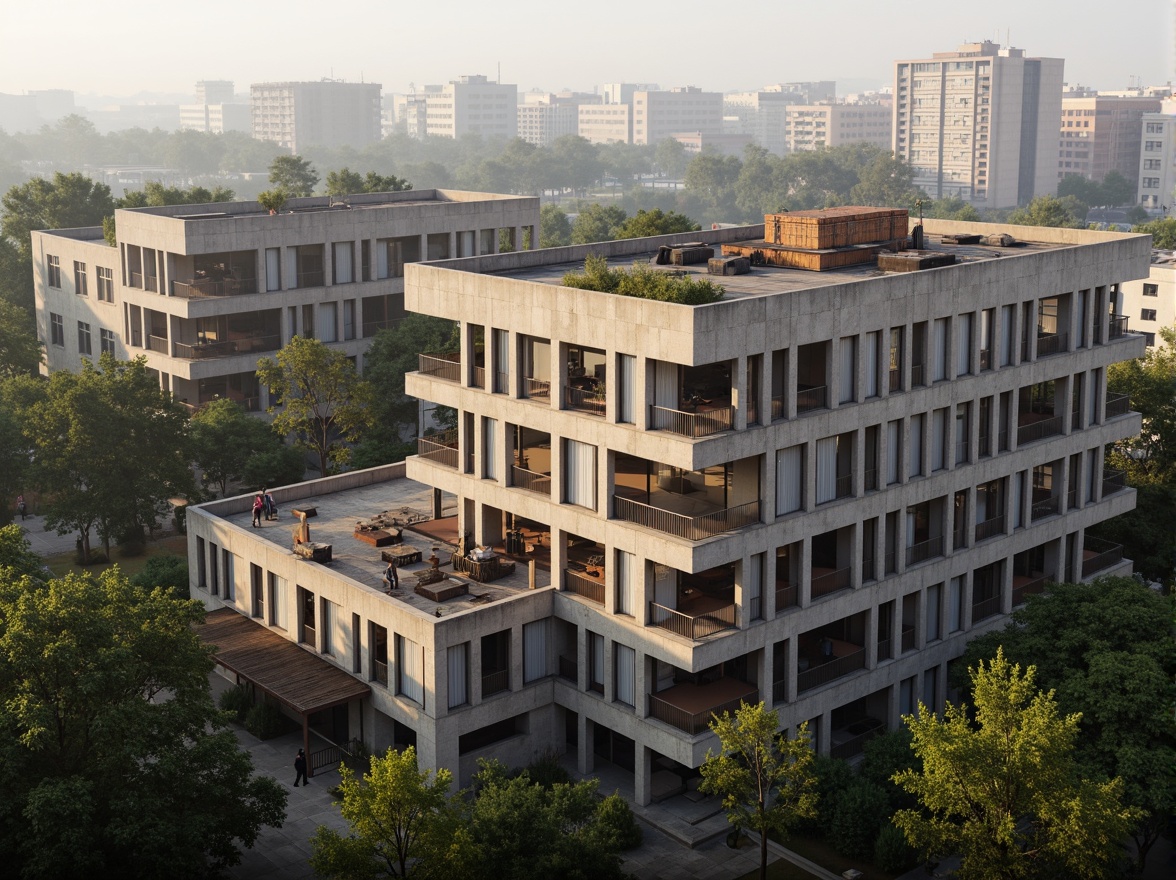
[99,328,116,354]
[77,321,92,356]
[50,313,64,347]
[96,266,114,302]
[1141,309,1157,322]
[73,261,88,296]
[1142,283,1158,297]
[47,255,61,288]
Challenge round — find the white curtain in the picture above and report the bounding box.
[614,644,635,707]
[1001,305,1015,365]
[564,439,597,509]
[494,329,509,389]
[447,643,467,708]
[654,360,677,409]
[933,318,948,381]
[616,550,634,615]
[589,632,605,688]
[887,420,901,485]
[269,573,286,629]
[483,418,498,480]
[653,564,674,608]
[816,436,837,503]
[618,354,635,422]
[909,415,924,477]
[747,553,763,618]
[523,620,547,683]
[333,242,353,284]
[321,598,334,655]
[926,584,941,641]
[397,636,424,705]
[949,577,963,632]
[957,312,972,375]
[376,239,389,279]
[776,445,803,514]
[865,331,879,397]
[839,337,855,404]
[981,309,993,358]
[265,248,281,291]
[932,408,947,472]
[1013,470,1025,529]
[318,302,337,342]
[977,485,989,522]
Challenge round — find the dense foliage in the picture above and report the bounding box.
[563,254,724,304]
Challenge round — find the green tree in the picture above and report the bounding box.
[570,203,628,244]
[310,746,455,879]
[1132,215,1176,248]
[733,145,788,221]
[240,443,307,489]
[129,554,190,599]
[325,168,412,196]
[1057,175,1102,214]
[550,136,604,197]
[893,649,1137,880]
[699,702,818,880]
[957,578,1176,873]
[0,523,42,579]
[118,181,235,207]
[189,398,290,497]
[653,138,688,179]
[779,148,859,209]
[1098,170,1135,207]
[257,336,375,475]
[0,567,287,878]
[849,151,925,208]
[1107,324,1176,484]
[611,207,699,239]
[539,204,572,248]
[684,152,742,220]
[1007,194,1086,228]
[923,195,982,222]
[257,188,288,213]
[268,154,319,197]
[0,298,42,377]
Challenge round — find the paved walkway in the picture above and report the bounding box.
[13,511,81,556]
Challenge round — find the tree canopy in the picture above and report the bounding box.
[538,204,572,248]
[611,207,699,239]
[894,648,1137,880]
[0,297,42,378]
[325,168,413,196]
[1132,215,1176,249]
[189,397,297,497]
[0,566,287,878]
[269,154,320,197]
[1007,194,1087,228]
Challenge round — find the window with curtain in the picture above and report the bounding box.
[886,420,901,485]
[816,436,838,503]
[1013,470,1025,528]
[615,550,635,615]
[448,643,468,708]
[926,583,941,641]
[618,354,635,422]
[933,318,949,381]
[614,644,635,707]
[932,408,948,471]
[865,331,879,397]
[332,242,353,284]
[589,632,604,692]
[776,444,803,514]
[265,247,281,291]
[523,620,547,683]
[747,553,763,620]
[483,417,498,480]
[980,309,993,365]
[493,329,509,392]
[563,439,597,509]
[949,577,963,632]
[1001,304,1015,365]
[268,573,286,629]
[956,312,973,375]
[321,598,334,655]
[909,414,924,477]
[839,336,856,404]
[654,360,678,409]
[396,635,424,705]
[318,302,337,342]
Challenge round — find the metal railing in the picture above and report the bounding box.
[481,669,510,697]
[905,534,945,567]
[830,725,884,760]
[565,384,606,416]
[1067,487,1078,510]
[746,594,761,622]
[910,363,925,387]
[310,737,362,776]
[1082,537,1123,577]
[174,334,281,360]
[419,352,461,382]
[796,385,827,413]
[972,595,1001,622]
[1031,495,1060,521]
[772,679,787,704]
[797,648,865,693]
[146,334,169,354]
[565,569,604,605]
[876,638,891,662]
[770,394,785,421]
[1072,407,1082,430]
[296,270,325,288]
[144,273,158,293]
[864,467,878,491]
[648,404,734,438]
[471,366,486,388]
[417,430,458,469]
[648,688,756,735]
[614,496,759,541]
[172,276,258,298]
[811,566,851,599]
[493,370,509,393]
[975,515,1005,542]
[558,655,577,682]
[1012,575,1049,606]
[129,270,143,288]
[1101,469,1127,496]
[1104,393,1130,419]
[373,659,388,686]
[900,627,916,653]
[1017,414,1063,445]
[835,473,853,499]
[511,465,551,495]
[1108,315,1130,339]
[523,377,551,400]
[775,583,797,613]
[1035,331,1068,357]
[649,601,737,640]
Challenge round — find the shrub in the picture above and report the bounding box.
[218,684,251,723]
[797,754,855,834]
[130,554,190,599]
[525,750,572,789]
[563,254,724,305]
[829,778,890,858]
[244,700,285,740]
[874,822,919,874]
[858,727,920,812]
[341,739,372,774]
[593,792,643,851]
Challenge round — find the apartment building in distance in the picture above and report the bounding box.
[251,81,382,152]
[1058,94,1163,183]
[416,75,517,140]
[1137,111,1176,211]
[725,83,839,156]
[518,92,600,147]
[180,81,250,135]
[893,42,1064,208]
[1118,249,1176,348]
[784,103,893,153]
[632,87,724,145]
[185,209,1145,800]
[578,103,633,145]
[31,191,539,413]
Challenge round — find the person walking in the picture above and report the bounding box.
[16,494,26,521]
[251,494,264,528]
[383,560,399,591]
[293,748,309,787]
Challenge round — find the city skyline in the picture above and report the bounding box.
[0,0,1171,100]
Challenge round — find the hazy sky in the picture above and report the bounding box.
[1,0,1171,99]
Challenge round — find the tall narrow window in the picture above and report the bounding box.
[618,354,635,422]
[933,318,949,381]
[448,643,468,708]
[483,417,498,480]
[523,620,548,683]
[563,439,597,509]
[332,242,353,284]
[614,644,635,707]
[909,415,924,477]
[493,329,509,394]
[956,312,973,375]
[615,550,635,615]
[932,408,948,472]
[926,584,941,642]
[839,336,855,404]
[747,553,763,620]
[251,564,264,618]
[343,300,356,340]
[1001,304,1015,365]
[776,444,803,514]
[948,577,963,632]
[396,635,424,704]
[816,436,838,504]
[265,247,281,291]
[589,632,605,693]
[886,420,901,485]
[268,573,286,629]
[73,261,88,296]
[865,331,879,397]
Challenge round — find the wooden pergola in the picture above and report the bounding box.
[197,608,371,776]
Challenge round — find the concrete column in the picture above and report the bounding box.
[802,440,817,512]
[552,530,569,591]
[1000,559,1014,615]
[735,555,748,628]
[577,715,593,774]
[798,536,812,606]
[829,338,843,410]
[762,546,778,619]
[1058,375,1073,435]
[914,590,927,650]
[786,637,799,703]
[864,605,878,670]
[961,571,975,630]
[432,488,442,519]
[887,682,901,727]
[601,449,616,521]
[634,743,653,806]
[513,226,523,252]
[852,427,866,498]
[470,633,484,703]
[733,354,748,430]
[895,507,908,575]
[762,443,778,521]
[635,653,649,719]
[817,710,831,756]
[509,625,524,693]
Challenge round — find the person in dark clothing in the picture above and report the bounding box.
[383,560,399,591]
[16,494,26,520]
[263,490,276,521]
[294,748,309,786]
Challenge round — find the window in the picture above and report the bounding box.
[615,549,635,615]
[318,301,337,342]
[1143,283,1158,297]
[332,242,353,284]
[251,564,264,618]
[617,353,635,422]
[1141,309,1157,322]
[1143,177,1160,188]
[563,439,597,509]
[209,543,219,596]
[343,300,356,340]
[96,266,113,301]
[100,328,116,354]
[838,336,855,403]
[926,583,941,642]
[265,247,281,291]
[1144,332,1156,347]
[933,318,949,381]
[886,420,901,485]
[523,620,547,683]
[448,643,468,708]
[956,313,973,375]
[588,632,605,693]
[221,549,233,600]
[614,643,635,707]
[73,261,88,296]
[483,417,498,480]
[396,635,424,704]
[50,313,64,346]
[776,444,804,514]
[268,572,286,629]
[196,537,206,588]
[320,597,334,655]
[376,235,420,278]
[47,255,61,288]
[909,414,924,477]
[77,321,92,356]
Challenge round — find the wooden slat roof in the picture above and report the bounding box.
[197,608,370,716]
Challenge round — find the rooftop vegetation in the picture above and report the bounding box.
[562,254,724,305]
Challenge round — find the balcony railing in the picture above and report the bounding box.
[511,465,551,496]
[900,626,916,653]
[648,687,757,735]
[975,515,1005,542]
[1017,414,1063,446]
[910,363,925,387]
[144,273,158,293]
[1082,537,1124,578]
[172,276,258,298]
[811,566,851,599]
[1108,314,1130,339]
[296,270,325,288]
[173,334,281,360]
[972,595,1001,622]
[417,430,458,469]
[797,648,866,693]
[146,334,169,354]
[772,679,787,704]
[558,655,577,682]
[649,601,737,640]
[373,659,388,686]
[1035,331,1068,357]
[482,669,510,697]
[876,637,891,662]
[831,723,885,760]
[648,404,734,438]
[1031,495,1060,521]
[523,377,551,400]
[471,366,486,388]
[770,394,785,420]
[796,385,827,413]
[614,496,759,541]
[565,569,604,605]
[129,270,143,288]
[775,582,797,613]
[565,384,606,416]
[419,352,461,382]
[1104,393,1130,420]
[905,534,945,567]
[1012,575,1050,606]
[1101,469,1127,496]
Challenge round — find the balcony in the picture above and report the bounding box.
[419,352,461,383]
[472,366,486,389]
[146,334,169,354]
[564,383,605,416]
[522,376,551,400]
[172,276,259,298]
[1108,315,1130,339]
[511,465,551,496]
[1035,331,1068,357]
[972,595,1001,622]
[614,496,759,541]
[775,582,797,614]
[1101,469,1127,496]
[905,535,945,567]
[1012,573,1049,606]
[810,566,851,600]
[796,385,827,414]
[975,514,1005,542]
[647,678,758,735]
[649,404,734,438]
[1031,494,1060,521]
[649,601,737,640]
[564,569,604,605]
[417,429,458,470]
[558,655,577,682]
[1017,413,1063,446]
[1081,537,1123,578]
[482,669,510,698]
[830,717,885,760]
[1104,393,1130,420]
[173,334,281,360]
[797,647,866,694]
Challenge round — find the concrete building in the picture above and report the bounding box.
[251,81,382,153]
[578,103,632,145]
[724,90,805,156]
[31,190,539,413]
[893,42,1064,208]
[1137,112,1176,211]
[784,103,893,153]
[1118,249,1176,348]
[185,211,1145,800]
[418,75,517,141]
[633,87,724,145]
[518,92,599,147]
[196,81,236,105]
[1058,95,1163,183]
[181,80,250,135]
[601,83,660,106]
